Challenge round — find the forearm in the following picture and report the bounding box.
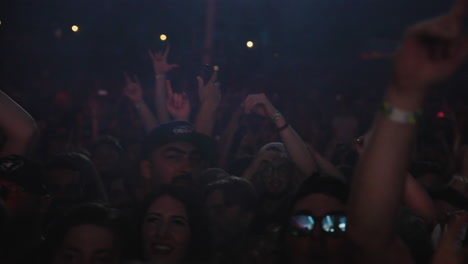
[0,90,38,156]
[348,88,423,249]
[404,173,436,225]
[195,103,217,136]
[311,150,346,181]
[275,115,316,177]
[155,77,170,123]
[135,101,158,132]
[218,108,242,169]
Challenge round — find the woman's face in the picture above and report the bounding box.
[286,193,349,264]
[142,196,191,264]
[53,224,120,264]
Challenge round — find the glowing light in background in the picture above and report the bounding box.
[160,34,167,41]
[246,41,254,48]
[0,20,2,26]
[71,25,79,32]
[213,65,219,71]
[437,112,445,118]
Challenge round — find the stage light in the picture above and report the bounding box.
[213,65,219,71]
[246,41,254,48]
[160,34,167,41]
[0,20,2,26]
[71,25,79,32]
[437,112,445,118]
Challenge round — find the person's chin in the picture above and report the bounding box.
[148,243,176,263]
[171,175,192,186]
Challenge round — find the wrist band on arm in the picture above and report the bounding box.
[155,74,166,80]
[277,123,290,132]
[272,111,282,121]
[380,102,421,125]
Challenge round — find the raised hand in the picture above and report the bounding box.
[166,80,191,121]
[432,213,468,264]
[149,45,179,75]
[393,0,468,92]
[196,71,221,106]
[123,73,143,104]
[243,93,277,119]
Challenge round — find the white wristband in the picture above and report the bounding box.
[381,102,421,125]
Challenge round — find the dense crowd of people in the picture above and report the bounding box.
[1,1,468,264]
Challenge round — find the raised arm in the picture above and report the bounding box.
[166,80,191,121]
[243,93,316,177]
[218,106,242,169]
[123,73,157,132]
[149,46,179,124]
[194,71,221,136]
[0,90,38,157]
[348,1,468,262]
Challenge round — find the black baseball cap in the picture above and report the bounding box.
[141,121,217,161]
[0,155,48,196]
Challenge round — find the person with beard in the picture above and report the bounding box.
[203,176,261,264]
[139,121,216,187]
[0,155,50,264]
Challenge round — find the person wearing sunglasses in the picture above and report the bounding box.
[278,175,351,264]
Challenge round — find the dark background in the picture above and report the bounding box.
[0,0,467,153]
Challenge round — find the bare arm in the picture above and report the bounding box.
[243,93,316,177]
[218,107,242,169]
[0,90,38,157]
[123,73,157,132]
[309,148,346,182]
[166,80,191,121]
[149,46,179,123]
[404,173,436,225]
[348,1,468,261]
[195,72,221,136]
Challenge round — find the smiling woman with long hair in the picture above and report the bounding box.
[137,185,211,264]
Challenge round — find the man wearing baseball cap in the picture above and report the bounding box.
[140,120,217,186]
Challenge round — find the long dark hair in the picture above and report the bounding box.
[41,203,134,263]
[138,185,212,264]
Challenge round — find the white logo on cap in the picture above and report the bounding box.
[173,126,194,134]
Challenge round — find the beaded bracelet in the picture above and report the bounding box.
[272,111,282,121]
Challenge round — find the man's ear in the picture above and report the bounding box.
[140,160,152,180]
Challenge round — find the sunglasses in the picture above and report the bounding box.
[289,212,347,237]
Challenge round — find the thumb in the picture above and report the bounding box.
[439,214,468,250]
